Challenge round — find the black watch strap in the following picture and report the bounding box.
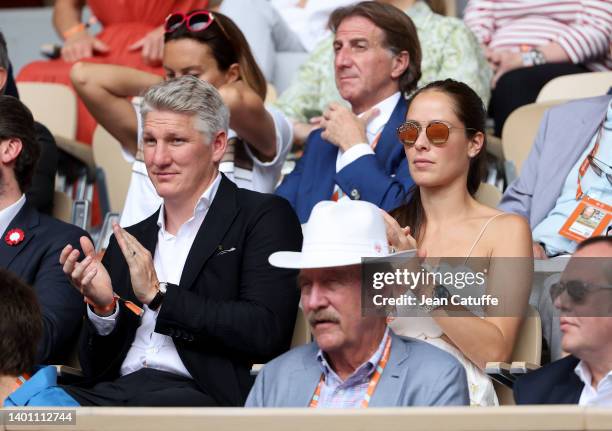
[149,282,170,311]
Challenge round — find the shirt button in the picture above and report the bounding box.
[350,189,360,200]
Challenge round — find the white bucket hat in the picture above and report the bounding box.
[269,200,391,269]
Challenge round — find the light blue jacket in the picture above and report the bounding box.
[246,330,469,407]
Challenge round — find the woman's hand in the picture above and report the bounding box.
[381,210,417,252]
[62,31,110,62]
[128,25,165,66]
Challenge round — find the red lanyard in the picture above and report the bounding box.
[576,123,605,200]
[309,334,392,408]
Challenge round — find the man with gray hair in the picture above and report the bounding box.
[60,75,303,406]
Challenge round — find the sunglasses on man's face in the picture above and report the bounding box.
[549,279,611,304]
[165,11,215,33]
[587,155,612,187]
[396,120,477,147]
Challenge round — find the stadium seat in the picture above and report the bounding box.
[536,71,612,103]
[475,182,502,208]
[501,101,563,184]
[485,305,542,405]
[92,125,132,215]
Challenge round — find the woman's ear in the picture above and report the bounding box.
[467,131,485,159]
[224,63,241,84]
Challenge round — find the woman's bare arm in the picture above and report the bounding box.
[71,62,162,156]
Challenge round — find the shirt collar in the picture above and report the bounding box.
[316,326,390,383]
[156,173,222,233]
[361,92,401,141]
[5,366,57,405]
[0,194,26,235]
[575,360,612,391]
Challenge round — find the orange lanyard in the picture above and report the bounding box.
[309,335,392,408]
[576,123,604,200]
[13,373,30,392]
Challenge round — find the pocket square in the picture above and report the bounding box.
[216,246,236,256]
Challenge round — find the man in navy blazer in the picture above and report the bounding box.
[514,236,612,406]
[0,95,87,364]
[276,2,421,223]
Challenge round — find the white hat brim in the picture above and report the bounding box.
[269,250,371,269]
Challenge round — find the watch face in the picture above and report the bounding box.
[158,282,168,294]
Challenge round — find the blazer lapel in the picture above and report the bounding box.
[289,345,324,407]
[533,97,610,225]
[549,356,584,404]
[374,97,408,163]
[0,203,39,269]
[179,175,239,290]
[370,331,408,407]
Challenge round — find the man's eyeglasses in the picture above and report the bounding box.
[549,279,611,304]
[587,155,612,187]
[165,11,216,34]
[397,120,477,147]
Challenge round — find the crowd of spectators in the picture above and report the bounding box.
[0,0,611,412]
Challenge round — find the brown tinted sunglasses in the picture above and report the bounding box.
[397,120,477,147]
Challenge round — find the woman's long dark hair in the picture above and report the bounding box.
[391,79,487,241]
[165,10,267,100]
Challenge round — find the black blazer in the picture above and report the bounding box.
[0,202,87,363]
[78,176,303,406]
[514,355,584,404]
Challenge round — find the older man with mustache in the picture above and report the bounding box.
[246,199,469,407]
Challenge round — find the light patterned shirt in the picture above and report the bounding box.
[313,328,390,408]
[275,1,492,123]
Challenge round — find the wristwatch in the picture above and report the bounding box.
[521,48,546,67]
[148,282,168,311]
[420,284,451,313]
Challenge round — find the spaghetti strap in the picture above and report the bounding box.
[465,213,507,261]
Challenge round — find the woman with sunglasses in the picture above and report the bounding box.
[71,10,293,227]
[384,79,533,406]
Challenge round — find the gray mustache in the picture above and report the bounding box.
[308,309,340,326]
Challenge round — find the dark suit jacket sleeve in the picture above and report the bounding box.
[335,149,413,212]
[26,122,58,215]
[77,235,141,379]
[156,196,302,361]
[35,225,87,363]
[498,109,551,221]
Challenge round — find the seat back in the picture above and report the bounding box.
[290,307,311,348]
[52,190,74,223]
[495,305,542,405]
[475,183,502,208]
[501,101,562,179]
[536,71,612,103]
[92,125,132,214]
[16,82,77,140]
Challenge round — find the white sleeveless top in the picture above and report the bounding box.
[390,213,506,406]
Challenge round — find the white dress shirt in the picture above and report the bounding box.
[575,360,612,407]
[88,173,222,379]
[335,92,401,173]
[0,194,26,236]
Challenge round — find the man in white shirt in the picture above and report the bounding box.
[275,1,420,224]
[60,76,302,406]
[514,236,612,406]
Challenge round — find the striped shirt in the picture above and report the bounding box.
[313,327,390,408]
[464,0,612,71]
